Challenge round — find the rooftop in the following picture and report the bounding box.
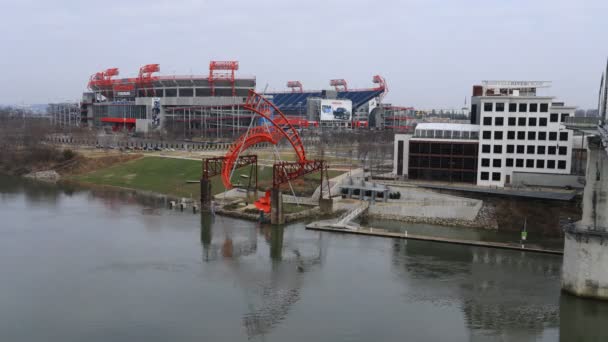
[413,123,480,140]
[415,123,480,132]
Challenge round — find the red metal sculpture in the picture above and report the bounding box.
[220,90,307,189]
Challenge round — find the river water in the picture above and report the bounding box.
[1,177,607,341]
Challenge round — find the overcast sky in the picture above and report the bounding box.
[1,0,606,108]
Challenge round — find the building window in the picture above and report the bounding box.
[537,146,546,154]
[495,117,504,126]
[483,117,492,125]
[516,159,524,167]
[547,160,556,169]
[550,113,559,122]
[528,117,537,126]
[527,145,535,154]
[518,117,526,126]
[492,172,501,181]
[538,132,547,140]
[508,103,517,112]
[559,146,567,155]
[558,160,567,169]
[507,131,515,139]
[494,131,503,140]
[519,103,527,112]
[495,103,505,112]
[548,146,556,155]
[517,145,525,153]
[560,132,568,141]
[539,118,548,126]
[506,145,515,153]
[526,159,534,168]
[529,103,538,112]
[528,131,536,140]
[517,131,525,140]
[549,132,557,141]
[540,103,549,112]
[481,158,490,167]
[179,88,194,97]
[494,145,502,153]
[493,159,501,167]
[482,144,491,153]
[561,113,569,122]
[483,131,491,139]
[536,160,545,168]
[506,158,514,167]
[480,172,489,180]
[484,102,493,112]
[508,117,516,126]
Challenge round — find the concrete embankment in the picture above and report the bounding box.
[305,225,563,255]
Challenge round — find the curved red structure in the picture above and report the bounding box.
[221,90,307,189]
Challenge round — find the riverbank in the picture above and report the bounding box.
[72,155,343,200]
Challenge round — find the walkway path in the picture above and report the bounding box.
[305,225,563,255]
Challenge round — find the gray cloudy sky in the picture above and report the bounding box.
[1,0,607,108]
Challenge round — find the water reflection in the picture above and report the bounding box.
[392,240,561,340]
[199,215,325,340]
[560,294,608,341]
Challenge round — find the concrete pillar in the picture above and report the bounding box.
[562,136,608,300]
[319,198,333,214]
[200,178,212,210]
[270,188,284,225]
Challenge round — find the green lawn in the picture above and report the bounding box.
[73,156,343,199]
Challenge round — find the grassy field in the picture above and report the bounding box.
[73,156,343,199]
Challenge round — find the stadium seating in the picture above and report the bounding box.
[268,89,383,115]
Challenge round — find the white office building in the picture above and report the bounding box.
[471,81,575,187]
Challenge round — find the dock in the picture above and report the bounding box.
[305,224,563,255]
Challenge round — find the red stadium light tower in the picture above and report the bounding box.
[88,67,120,98]
[373,75,388,101]
[286,81,303,93]
[136,64,160,96]
[330,79,348,91]
[209,60,239,96]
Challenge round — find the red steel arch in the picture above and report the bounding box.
[221,90,307,189]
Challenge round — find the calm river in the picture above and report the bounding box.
[0,177,607,341]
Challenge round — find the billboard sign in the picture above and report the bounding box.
[320,99,352,121]
[152,98,161,127]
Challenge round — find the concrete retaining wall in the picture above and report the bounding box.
[369,199,482,221]
[511,171,583,189]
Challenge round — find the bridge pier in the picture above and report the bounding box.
[200,178,212,210]
[319,198,333,214]
[562,136,608,300]
[271,188,284,225]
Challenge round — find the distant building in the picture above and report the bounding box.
[470,81,575,186]
[393,123,480,183]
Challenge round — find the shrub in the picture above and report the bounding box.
[62,149,76,161]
